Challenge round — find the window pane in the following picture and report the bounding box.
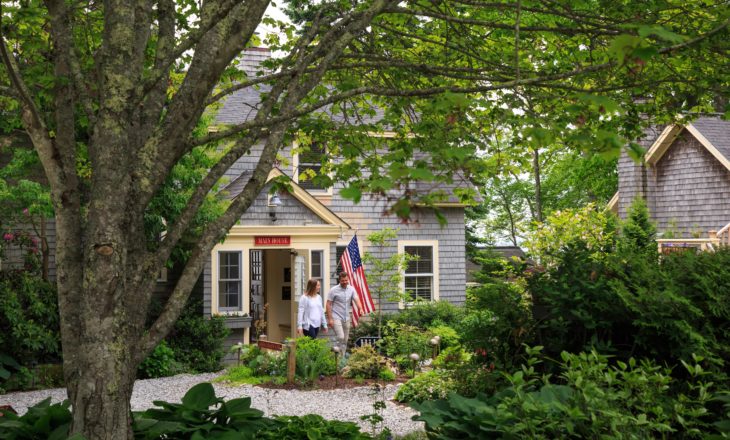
[335,246,346,278]
[405,275,432,302]
[311,250,323,279]
[405,246,433,274]
[219,251,241,311]
[299,142,327,190]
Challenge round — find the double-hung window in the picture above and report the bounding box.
[311,250,324,282]
[399,241,439,304]
[297,142,328,191]
[334,245,347,279]
[218,251,242,311]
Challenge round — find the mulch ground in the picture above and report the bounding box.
[256,375,409,391]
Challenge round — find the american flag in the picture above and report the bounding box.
[340,235,375,326]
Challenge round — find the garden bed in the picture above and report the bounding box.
[256,375,409,391]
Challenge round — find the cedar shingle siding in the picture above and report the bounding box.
[617,116,730,237]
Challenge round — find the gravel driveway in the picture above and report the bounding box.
[0,373,424,437]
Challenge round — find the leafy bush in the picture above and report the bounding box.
[259,414,371,440]
[134,382,273,438]
[391,301,463,329]
[380,323,433,372]
[412,349,719,439]
[432,346,471,370]
[138,341,181,379]
[295,337,336,384]
[378,368,396,382]
[1,383,375,439]
[0,398,78,440]
[461,272,533,370]
[247,347,287,378]
[394,371,455,403]
[528,240,627,359]
[344,345,384,379]
[425,324,459,349]
[0,271,60,367]
[164,298,229,373]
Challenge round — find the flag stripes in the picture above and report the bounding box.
[340,235,374,326]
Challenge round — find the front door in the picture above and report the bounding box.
[290,250,310,339]
[249,249,264,340]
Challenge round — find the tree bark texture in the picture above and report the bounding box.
[1,0,396,436]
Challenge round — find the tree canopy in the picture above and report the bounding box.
[0,0,728,437]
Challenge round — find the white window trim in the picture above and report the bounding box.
[215,250,243,313]
[292,142,334,196]
[398,240,439,309]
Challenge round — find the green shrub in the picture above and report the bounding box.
[461,273,533,370]
[259,414,371,440]
[412,349,719,438]
[425,324,459,349]
[247,347,287,378]
[395,371,455,403]
[138,341,181,379]
[0,271,60,367]
[432,346,471,370]
[0,398,74,439]
[2,383,375,439]
[295,337,336,384]
[392,301,463,329]
[381,323,433,371]
[345,345,383,379]
[164,298,229,373]
[378,368,396,381]
[133,382,273,438]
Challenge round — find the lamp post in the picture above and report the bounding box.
[409,353,420,378]
[430,335,441,359]
[333,346,341,386]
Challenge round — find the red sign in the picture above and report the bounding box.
[258,340,284,351]
[255,236,291,245]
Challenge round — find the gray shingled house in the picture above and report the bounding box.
[609,115,730,252]
[0,48,470,351]
[201,48,469,347]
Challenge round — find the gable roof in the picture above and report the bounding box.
[645,116,730,171]
[221,167,351,229]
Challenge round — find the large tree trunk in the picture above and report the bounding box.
[66,341,137,439]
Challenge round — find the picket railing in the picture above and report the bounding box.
[656,221,730,254]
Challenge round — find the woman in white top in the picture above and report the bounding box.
[297,279,328,338]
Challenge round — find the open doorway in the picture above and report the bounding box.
[252,248,309,343]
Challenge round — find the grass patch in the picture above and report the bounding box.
[214,365,284,385]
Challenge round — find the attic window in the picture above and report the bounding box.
[297,142,327,191]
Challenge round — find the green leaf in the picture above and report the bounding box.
[181,383,217,411]
[409,167,435,181]
[339,186,362,203]
[637,25,686,43]
[626,142,646,162]
[608,34,641,64]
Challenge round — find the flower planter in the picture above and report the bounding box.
[224,315,253,329]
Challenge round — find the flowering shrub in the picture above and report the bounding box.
[525,204,617,267]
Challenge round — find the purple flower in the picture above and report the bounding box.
[3,233,14,241]
[22,208,29,216]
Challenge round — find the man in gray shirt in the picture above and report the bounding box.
[326,272,363,354]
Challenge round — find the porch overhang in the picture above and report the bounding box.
[226,224,346,239]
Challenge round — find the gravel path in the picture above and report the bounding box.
[0,373,424,437]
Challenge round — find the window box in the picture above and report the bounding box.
[223,315,253,329]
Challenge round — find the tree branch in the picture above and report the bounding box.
[140,0,243,97]
[137,123,286,359]
[382,6,621,35]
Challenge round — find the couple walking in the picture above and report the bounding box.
[296,272,363,353]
